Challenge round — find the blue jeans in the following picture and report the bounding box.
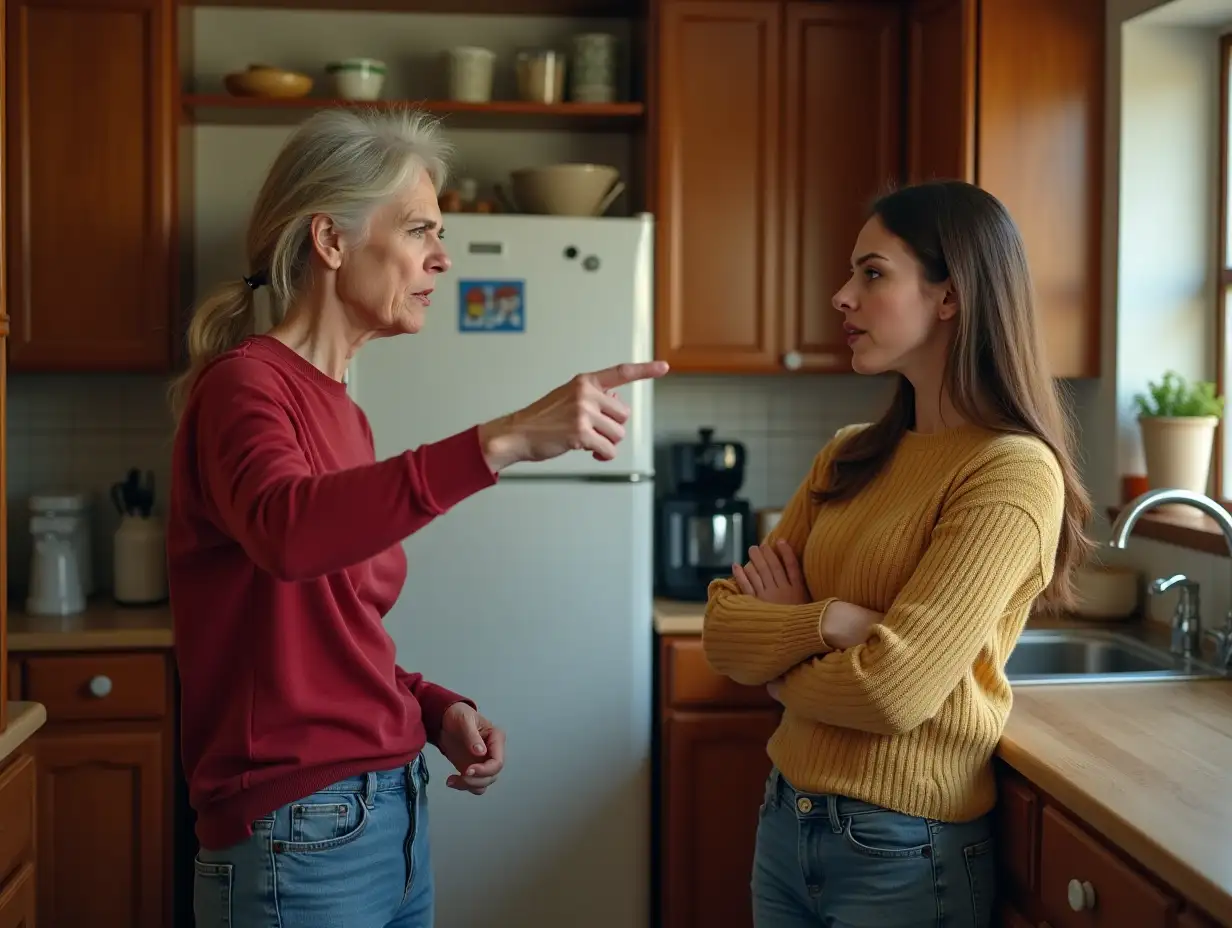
[194,755,433,927]
[752,768,995,927]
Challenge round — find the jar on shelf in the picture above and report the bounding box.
[516,48,566,104]
[570,33,618,103]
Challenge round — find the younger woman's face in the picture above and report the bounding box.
[831,216,956,379]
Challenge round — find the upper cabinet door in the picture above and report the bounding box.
[6,0,176,372]
[906,0,976,185]
[654,0,782,373]
[781,1,903,373]
[907,0,1103,379]
[975,0,1103,379]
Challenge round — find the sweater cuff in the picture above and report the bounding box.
[410,425,499,513]
[416,682,478,746]
[778,598,836,665]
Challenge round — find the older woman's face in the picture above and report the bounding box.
[336,171,450,336]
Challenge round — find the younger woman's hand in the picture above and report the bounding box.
[733,539,810,606]
[821,601,885,650]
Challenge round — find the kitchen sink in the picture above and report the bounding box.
[1005,629,1219,685]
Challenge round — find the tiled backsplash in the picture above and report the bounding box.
[14,368,1208,628]
[6,374,176,598]
[4,371,890,597]
[654,373,895,507]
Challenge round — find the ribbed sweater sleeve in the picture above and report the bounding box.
[193,356,497,582]
[776,447,1063,735]
[702,445,838,685]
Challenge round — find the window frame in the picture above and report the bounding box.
[1216,33,1231,501]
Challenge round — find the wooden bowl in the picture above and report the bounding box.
[224,65,313,99]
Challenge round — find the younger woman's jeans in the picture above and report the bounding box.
[752,767,996,928]
[193,755,433,928]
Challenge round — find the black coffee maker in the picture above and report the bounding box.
[655,428,756,601]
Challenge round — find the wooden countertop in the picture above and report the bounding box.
[999,681,1232,924]
[653,598,705,635]
[7,600,173,652]
[0,702,46,764]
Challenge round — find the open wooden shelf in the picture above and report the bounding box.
[181,95,646,131]
[179,0,641,13]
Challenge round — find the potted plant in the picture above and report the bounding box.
[1134,370,1225,500]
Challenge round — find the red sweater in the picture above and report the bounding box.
[168,335,497,849]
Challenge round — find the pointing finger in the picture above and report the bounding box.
[589,360,670,390]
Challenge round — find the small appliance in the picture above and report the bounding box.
[656,427,756,601]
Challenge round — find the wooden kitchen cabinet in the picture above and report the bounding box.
[7,650,178,928]
[652,0,903,374]
[5,0,177,371]
[657,635,781,928]
[0,751,36,928]
[907,0,1104,378]
[993,760,1229,927]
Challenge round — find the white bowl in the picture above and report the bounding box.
[326,58,386,101]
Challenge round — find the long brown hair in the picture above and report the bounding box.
[817,180,1093,611]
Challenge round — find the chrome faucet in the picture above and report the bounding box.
[1109,488,1232,666]
[1149,573,1200,657]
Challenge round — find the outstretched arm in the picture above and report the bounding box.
[195,358,497,582]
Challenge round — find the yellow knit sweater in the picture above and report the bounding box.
[703,422,1064,823]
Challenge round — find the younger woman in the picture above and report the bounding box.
[703,180,1091,927]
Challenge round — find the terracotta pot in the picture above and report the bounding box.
[1138,415,1219,511]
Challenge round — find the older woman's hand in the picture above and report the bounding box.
[438,703,506,795]
[478,361,669,470]
[733,539,810,606]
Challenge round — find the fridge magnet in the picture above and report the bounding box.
[458,279,525,332]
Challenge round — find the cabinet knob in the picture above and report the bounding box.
[1067,878,1096,912]
[782,351,802,371]
[88,675,113,698]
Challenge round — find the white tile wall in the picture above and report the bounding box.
[654,372,895,508]
[6,373,176,598]
[4,371,890,596]
[5,367,1221,637]
[5,371,1133,611]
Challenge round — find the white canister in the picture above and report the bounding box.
[29,493,93,596]
[26,514,86,616]
[113,515,168,606]
[447,47,496,103]
[570,33,617,103]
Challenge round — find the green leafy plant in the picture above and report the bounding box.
[1134,370,1225,418]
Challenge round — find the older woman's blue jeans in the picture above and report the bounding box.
[752,767,996,927]
[193,755,433,927]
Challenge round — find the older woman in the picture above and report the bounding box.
[168,108,666,928]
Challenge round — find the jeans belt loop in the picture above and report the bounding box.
[362,771,378,809]
[826,794,843,834]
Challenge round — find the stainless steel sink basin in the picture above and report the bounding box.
[1005,629,1219,685]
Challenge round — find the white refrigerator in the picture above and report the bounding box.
[348,213,655,928]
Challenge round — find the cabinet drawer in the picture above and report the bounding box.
[0,861,35,928]
[663,637,780,710]
[995,765,1039,895]
[0,753,34,888]
[1039,804,1178,928]
[21,653,166,722]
